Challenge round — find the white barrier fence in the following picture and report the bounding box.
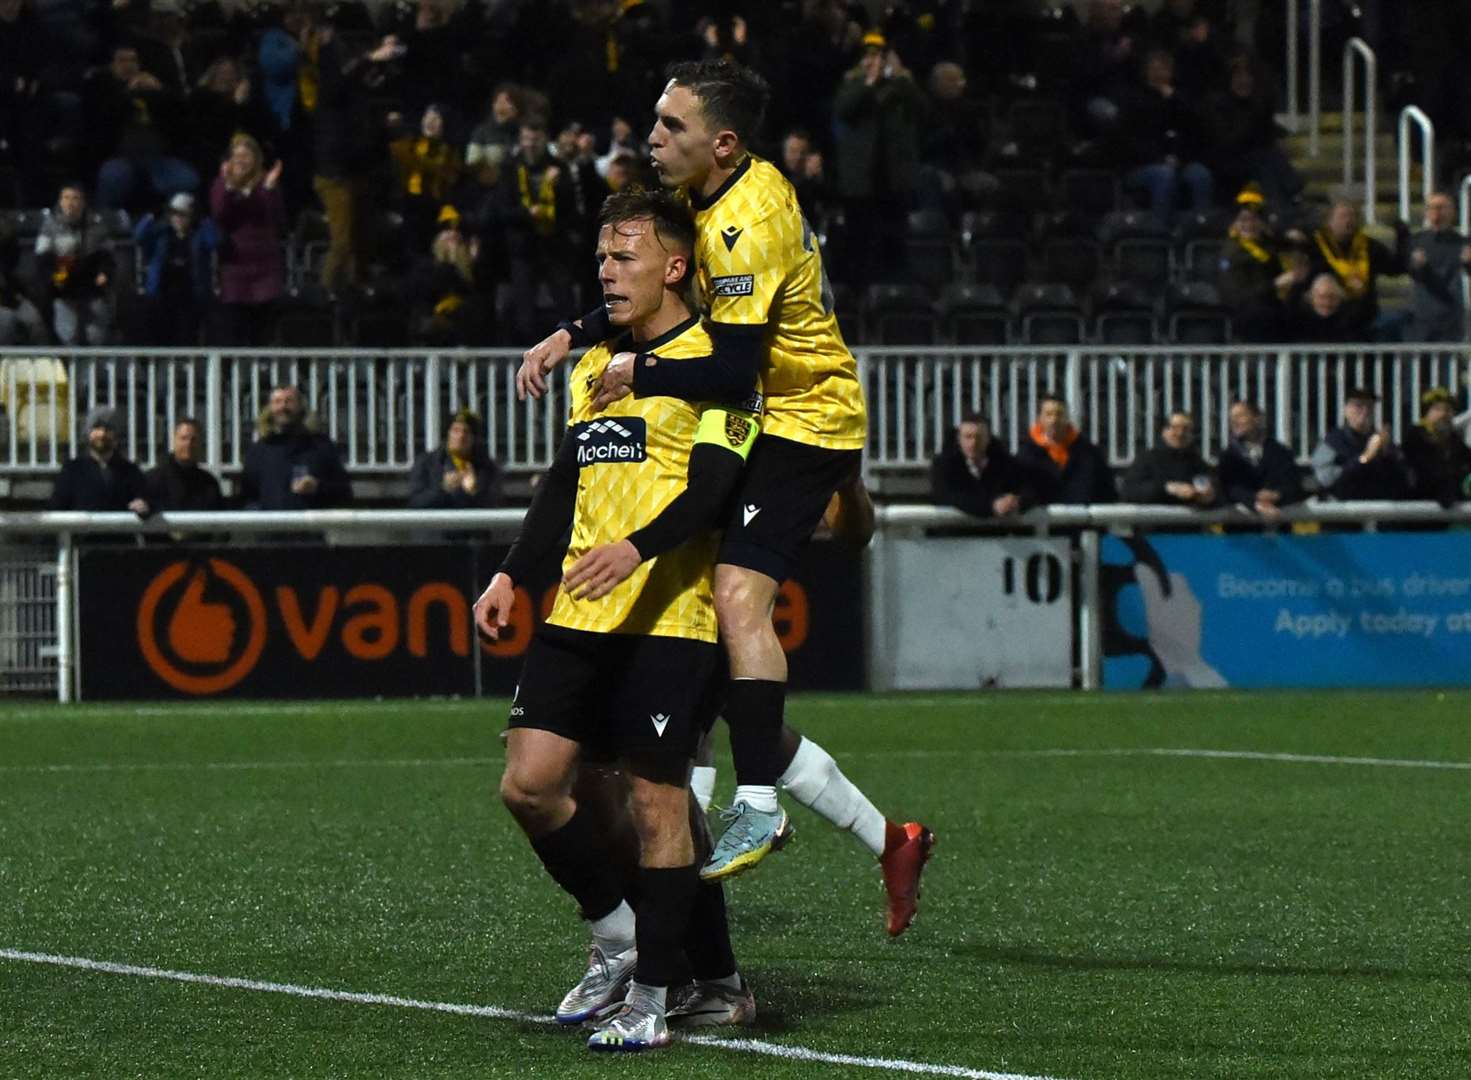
[5,501,1471,701]
[4,346,1469,486]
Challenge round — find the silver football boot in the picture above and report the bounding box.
[586,982,671,1051]
[666,977,757,1028]
[555,943,637,1024]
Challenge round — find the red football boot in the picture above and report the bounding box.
[880,821,935,937]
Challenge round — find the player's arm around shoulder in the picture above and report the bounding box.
[563,404,761,601]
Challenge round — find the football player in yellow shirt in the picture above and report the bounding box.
[476,189,758,1051]
[517,59,933,937]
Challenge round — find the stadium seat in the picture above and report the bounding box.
[1041,236,1102,293]
[992,168,1052,214]
[1015,282,1084,345]
[1096,311,1157,344]
[291,210,331,290]
[864,283,938,345]
[939,282,1010,346]
[963,208,1029,243]
[1165,281,1230,344]
[274,285,338,347]
[1059,168,1122,223]
[1006,98,1067,163]
[1112,237,1172,289]
[1182,238,1224,283]
[903,210,958,291]
[1171,207,1233,248]
[970,238,1029,299]
[1098,209,1169,248]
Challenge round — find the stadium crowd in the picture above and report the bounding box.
[1,0,1469,352]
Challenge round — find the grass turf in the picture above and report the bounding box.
[1,691,1469,1079]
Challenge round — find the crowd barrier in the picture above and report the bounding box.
[4,501,1469,702]
[2,346,1467,489]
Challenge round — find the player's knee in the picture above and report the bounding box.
[499,768,555,828]
[626,781,687,847]
[713,574,771,639]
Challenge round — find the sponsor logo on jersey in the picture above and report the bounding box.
[724,413,754,447]
[710,274,754,297]
[573,417,647,464]
[720,226,743,252]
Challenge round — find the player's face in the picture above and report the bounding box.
[648,83,716,190]
[596,218,683,328]
[172,422,200,464]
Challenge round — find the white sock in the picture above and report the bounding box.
[691,765,717,812]
[779,736,887,856]
[589,900,635,954]
[733,784,779,813]
[629,981,668,1010]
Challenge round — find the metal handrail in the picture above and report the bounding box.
[1398,105,1435,224]
[1459,173,1471,320]
[1343,37,1377,224]
[1285,0,1299,134]
[1308,0,1322,156]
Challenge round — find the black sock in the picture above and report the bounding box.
[724,678,787,787]
[633,863,699,988]
[528,807,625,921]
[683,879,737,983]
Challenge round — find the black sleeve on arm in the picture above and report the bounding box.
[498,436,579,583]
[625,442,744,561]
[630,322,763,405]
[558,305,611,348]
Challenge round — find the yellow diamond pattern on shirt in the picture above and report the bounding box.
[692,156,867,450]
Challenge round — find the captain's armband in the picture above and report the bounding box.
[695,407,761,460]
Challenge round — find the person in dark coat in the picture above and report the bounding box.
[143,417,223,511]
[1404,192,1471,343]
[1310,387,1411,501]
[1402,388,1471,506]
[1302,199,1408,340]
[1120,411,1218,507]
[50,406,150,513]
[1217,195,1302,343]
[408,407,501,509]
[1015,395,1116,505]
[241,385,352,510]
[1203,56,1303,219]
[210,133,287,345]
[929,413,1034,519]
[1284,273,1360,345]
[133,192,218,346]
[1216,400,1304,521]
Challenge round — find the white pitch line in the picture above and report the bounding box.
[0,949,1070,1080]
[5,747,1470,775]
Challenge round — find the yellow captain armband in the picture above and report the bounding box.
[694,407,761,460]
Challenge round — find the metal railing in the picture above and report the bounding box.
[1343,37,1378,223]
[1286,0,1325,154]
[5,346,1471,487]
[1398,105,1435,224]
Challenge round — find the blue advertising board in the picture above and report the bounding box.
[1100,532,1471,689]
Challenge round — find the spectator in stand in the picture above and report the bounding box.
[312,31,402,294]
[552,122,607,270]
[1403,387,1471,505]
[210,134,286,346]
[1205,55,1304,223]
[133,192,217,346]
[0,218,47,345]
[241,384,352,510]
[1404,191,1471,343]
[1218,190,1305,342]
[50,406,149,514]
[1121,49,1214,222]
[918,60,995,221]
[143,416,223,511]
[183,57,254,202]
[249,28,314,217]
[1302,199,1408,341]
[594,116,642,181]
[0,0,45,204]
[465,83,522,172]
[1070,0,1137,137]
[133,0,200,100]
[390,103,463,252]
[494,119,576,344]
[1285,273,1359,344]
[1311,387,1411,501]
[86,42,199,211]
[408,407,502,509]
[832,31,924,288]
[1217,399,1304,521]
[34,183,115,346]
[407,206,488,345]
[784,0,862,141]
[1121,411,1218,507]
[1148,0,1226,101]
[1016,394,1116,505]
[929,413,1034,519]
[779,128,830,226]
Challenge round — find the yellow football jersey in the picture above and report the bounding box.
[690,156,867,450]
[547,316,760,642]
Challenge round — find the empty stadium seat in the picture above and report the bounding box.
[1015,282,1085,345]
[1096,311,1158,344]
[1041,236,1102,293]
[940,282,1010,346]
[1059,168,1121,222]
[970,238,1029,298]
[903,210,958,291]
[864,283,938,345]
[1182,238,1224,283]
[1113,237,1172,289]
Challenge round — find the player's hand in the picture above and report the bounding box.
[474,572,516,640]
[563,539,641,601]
[591,352,636,411]
[517,327,572,400]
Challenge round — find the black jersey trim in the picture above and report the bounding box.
[689,156,753,212]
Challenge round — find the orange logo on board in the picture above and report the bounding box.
[137,559,267,694]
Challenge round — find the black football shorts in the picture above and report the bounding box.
[507,624,718,761]
[718,434,862,582]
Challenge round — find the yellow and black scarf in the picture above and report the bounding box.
[518,164,557,236]
[1314,229,1371,297]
